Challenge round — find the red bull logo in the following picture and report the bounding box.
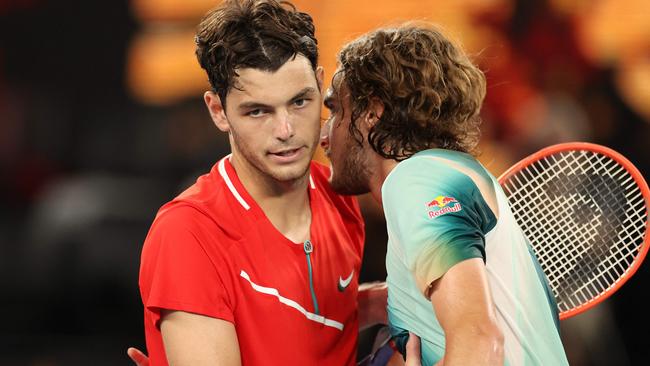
[426,195,458,208]
[426,195,462,218]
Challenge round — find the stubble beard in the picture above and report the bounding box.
[330,140,371,196]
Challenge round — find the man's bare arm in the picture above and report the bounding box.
[429,258,504,366]
[161,310,241,366]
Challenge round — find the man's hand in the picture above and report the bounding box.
[385,332,421,366]
[127,347,149,366]
[404,332,422,366]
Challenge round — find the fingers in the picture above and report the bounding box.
[404,332,422,366]
[358,281,388,291]
[127,347,150,366]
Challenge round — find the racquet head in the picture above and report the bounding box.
[498,142,650,319]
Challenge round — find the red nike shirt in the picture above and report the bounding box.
[139,156,365,365]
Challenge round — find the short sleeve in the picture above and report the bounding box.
[139,205,234,328]
[382,157,496,297]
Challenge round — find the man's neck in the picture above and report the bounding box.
[255,184,312,244]
[230,154,312,243]
[368,157,399,207]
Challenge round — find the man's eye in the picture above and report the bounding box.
[247,109,264,117]
[324,101,336,113]
[294,98,308,107]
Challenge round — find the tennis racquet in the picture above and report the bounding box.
[498,142,650,320]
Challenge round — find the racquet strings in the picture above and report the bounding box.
[501,149,647,315]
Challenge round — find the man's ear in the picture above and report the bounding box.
[365,97,385,127]
[315,66,324,91]
[204,91,230,132]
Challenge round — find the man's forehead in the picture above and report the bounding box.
[325,71,349,101]
[228,56,318,102]
[331,70,345,90]
[236,55,312,82]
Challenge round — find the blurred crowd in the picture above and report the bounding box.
[1,0,649,365]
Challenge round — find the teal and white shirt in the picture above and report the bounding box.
[384,149,568,366]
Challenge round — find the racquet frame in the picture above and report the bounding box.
[498,142,650,319]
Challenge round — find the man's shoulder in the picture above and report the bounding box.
[386,150,483,192]
[172,162,228,208]
[150,161,245,242]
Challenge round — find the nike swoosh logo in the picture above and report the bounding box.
[337,270,354,292]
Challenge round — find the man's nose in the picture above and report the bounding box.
[275,110,294,140]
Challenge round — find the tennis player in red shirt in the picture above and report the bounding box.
[132,1,393,365]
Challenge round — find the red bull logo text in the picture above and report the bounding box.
[426,195,462,218]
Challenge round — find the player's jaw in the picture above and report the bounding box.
[329,140,372,196]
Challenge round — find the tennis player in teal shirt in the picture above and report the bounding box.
[321,24,569,365]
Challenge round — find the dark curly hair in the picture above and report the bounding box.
[336,24,486,160]
[195,0,318,108]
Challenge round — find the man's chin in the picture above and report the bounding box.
[268,161,311,183]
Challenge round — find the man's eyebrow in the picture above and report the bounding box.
[237,87,318,111]
[237,101,272,111]
[290,87,318,101]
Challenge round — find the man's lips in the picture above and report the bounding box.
[267,147,305,162]
[269,147,301,156]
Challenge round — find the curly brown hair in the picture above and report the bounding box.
[336,24,486,160]
[195,0,317,108]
